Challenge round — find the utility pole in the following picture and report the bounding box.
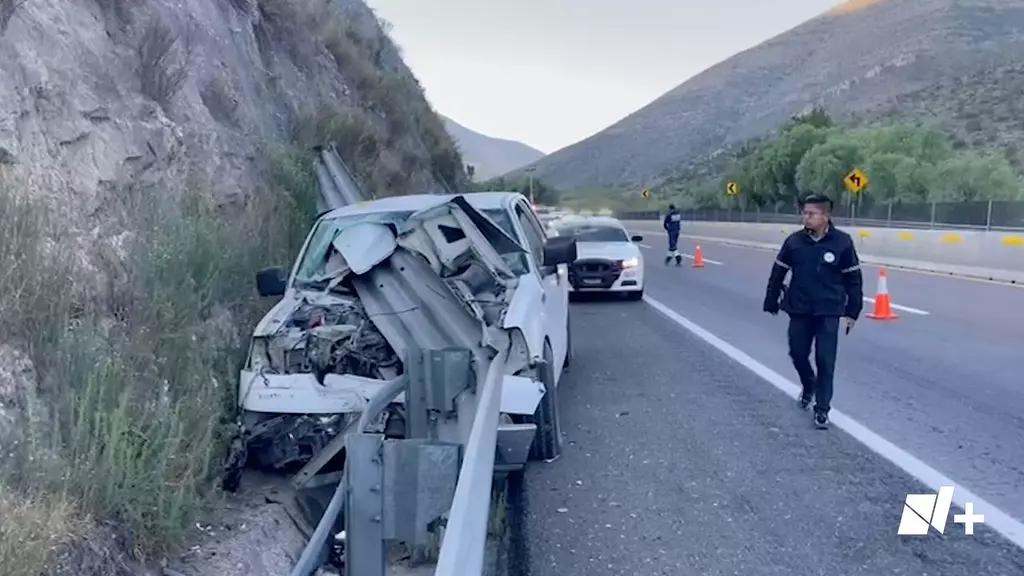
[525,166,536,205]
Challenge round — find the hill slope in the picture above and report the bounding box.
[442,115,544,180]
[524,0,1024,190]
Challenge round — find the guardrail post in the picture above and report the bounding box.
[986,200,993,231]
[345,434,386,576]
[405,350,428,439]
[887,202,893,228]
[930,202,937,229]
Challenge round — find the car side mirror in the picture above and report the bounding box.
[631,235,644,242]
[543,237,577,271]
[256,267,288,297]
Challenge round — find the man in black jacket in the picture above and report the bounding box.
[763,194,863,429]
[663,204,683,266]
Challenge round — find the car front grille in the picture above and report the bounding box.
[570,259,621,289]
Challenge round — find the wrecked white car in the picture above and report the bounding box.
[223,192,576,490]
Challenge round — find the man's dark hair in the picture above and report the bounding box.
[668,204,676,210]
[800,193,833,213]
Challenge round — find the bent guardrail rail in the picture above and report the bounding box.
[286,144,522,576]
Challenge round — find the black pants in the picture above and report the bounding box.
[667,230,680,253]
[787,314,840,414]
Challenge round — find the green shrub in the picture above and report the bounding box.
[1,175,317,559]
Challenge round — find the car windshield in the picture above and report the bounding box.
[292,212,412,289]
[480,208,530,275]
[553,223,629,243]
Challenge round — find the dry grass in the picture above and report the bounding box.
[0,169,318,558]
[0,489,80,576]
[257,0,466,195]
[138,16,191,109]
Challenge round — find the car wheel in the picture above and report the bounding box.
[626,290,644,301]
[527,343,562,462]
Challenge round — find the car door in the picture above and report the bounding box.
[512,199,570,379]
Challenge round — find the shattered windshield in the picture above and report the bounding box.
[481,208,530,275]
[293,212,412,289]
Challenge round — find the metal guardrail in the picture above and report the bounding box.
[287,144,514,576]
[618,200,1024,231]
[435,347,509,575]
[618,199,1024,230]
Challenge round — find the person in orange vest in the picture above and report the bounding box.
[762,194,863,429]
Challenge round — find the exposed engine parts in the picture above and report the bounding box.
[259,299,401,382]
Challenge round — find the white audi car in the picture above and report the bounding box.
[551,216,645,300]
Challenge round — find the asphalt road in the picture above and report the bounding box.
[511,230,1024,576]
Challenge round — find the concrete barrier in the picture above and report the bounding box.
[626,220,1024,284]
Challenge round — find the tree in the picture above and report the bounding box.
[795,136,864,201]
[933,153,1022,201]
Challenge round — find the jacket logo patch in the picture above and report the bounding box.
[823,251,836,263]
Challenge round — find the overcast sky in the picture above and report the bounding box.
[363,1,843,154]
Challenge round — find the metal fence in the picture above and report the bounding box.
[618,200,1024,231]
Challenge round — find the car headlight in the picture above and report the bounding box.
[619,257,640,269]
[247,338,271,371]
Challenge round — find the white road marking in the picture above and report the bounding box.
[862,297,930,316]
[635,241,725,265]
[643,294,1024,550]
[630,225,1024,289]
[683,253,724,266]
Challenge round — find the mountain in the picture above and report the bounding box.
[442,116,544,181]
[523,0,1024,191]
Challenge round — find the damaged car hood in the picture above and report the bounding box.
[241,196,535,415]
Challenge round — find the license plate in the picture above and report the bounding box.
[582,278,602,285]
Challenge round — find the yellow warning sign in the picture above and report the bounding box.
[726,182,739,196]
[844,169,869,194]
[641,188,651,199]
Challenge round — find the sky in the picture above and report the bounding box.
[363,1,844,154]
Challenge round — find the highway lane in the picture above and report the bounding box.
[629,225,1024,522]
[513,299,1024,576]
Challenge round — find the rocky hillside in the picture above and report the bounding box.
[522,0,1024,190]
[0,1,464,574]
[442,115,544,181]
[0,0,462,213]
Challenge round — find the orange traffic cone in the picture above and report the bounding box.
[866,268,899,320]
[692,245,705,268]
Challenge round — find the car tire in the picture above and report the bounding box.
[626,290,644,301]
[527,343,562,462]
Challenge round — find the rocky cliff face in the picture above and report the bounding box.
[0,0,460,265]
[0,2,464,573]
[523,0,1024,190]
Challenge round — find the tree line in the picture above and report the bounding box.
[660,109,1024,211]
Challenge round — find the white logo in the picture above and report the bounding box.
[898,486,985,536]
[823,252,836,263]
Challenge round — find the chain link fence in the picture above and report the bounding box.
[618,200,1024,231]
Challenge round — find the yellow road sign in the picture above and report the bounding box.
[844,169,869,194]
[726,181,739,196]
[641,188,651,199]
